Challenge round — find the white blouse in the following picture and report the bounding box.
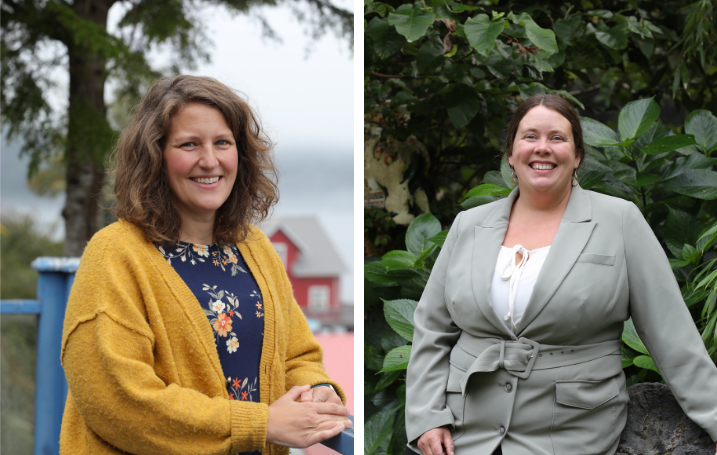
[490,244,551,331]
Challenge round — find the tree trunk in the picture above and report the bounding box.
[62,0,112,257]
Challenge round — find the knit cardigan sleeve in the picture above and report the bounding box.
[60,224,268,455]
[245,227,347,405]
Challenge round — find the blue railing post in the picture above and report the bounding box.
[322,415,354,454]
[31,257,80,455]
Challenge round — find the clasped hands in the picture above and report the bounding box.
[266,385,352,448]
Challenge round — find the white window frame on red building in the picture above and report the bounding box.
[308,285,330,313]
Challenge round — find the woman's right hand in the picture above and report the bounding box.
[266,385,352,448]
[417,426,455,455]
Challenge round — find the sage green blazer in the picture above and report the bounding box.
[406,185,717,455]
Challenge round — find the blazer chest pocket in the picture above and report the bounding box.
[551,378,620,454]
[576,253,615,266]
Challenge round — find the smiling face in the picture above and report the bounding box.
[163,102,238,226]
[508,104,580,196]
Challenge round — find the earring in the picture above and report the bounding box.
[510,166,518,184]
[572,169,579,187]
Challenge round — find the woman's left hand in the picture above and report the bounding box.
[300,385,343,406]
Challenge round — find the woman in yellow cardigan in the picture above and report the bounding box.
[59,75,352,455]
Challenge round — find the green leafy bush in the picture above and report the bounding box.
[364,99,717,453]
[365,0,717,227]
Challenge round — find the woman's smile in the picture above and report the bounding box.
[509,105,579,194]
[190,176,222,185]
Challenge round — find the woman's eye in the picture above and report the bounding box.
[180,142,196,147]
[553,136,564,141]
[216,140,230,146]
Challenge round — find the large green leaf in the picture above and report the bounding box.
[634,173,660,188]
[463,183,512,199]
[405,213,442,257]
[387,4,435,42]
[685,109,717,153]
[445,84,480,129]
[660,153,716,181]
[577,170,609,190]
[509,12,558,53]
[634,121,671,153]
[605,160,637,185]
[622,318,649,355]
[464,14,504,55]
[428,229,448,247]
[669,258,690,269]
[663,169,717,200]
[682,244,701,265]
[417,36,445,74]
[621,346,638,368]
[482,170,509,188]
[381,250,417,271]
[364,407,399,455]
[580,117,619,147]
[383,298,418,341]
[374,370,402,392]
[480,48,514,79]
[618,98,660,142]
[595,22,629,49]
[364,345,385,372]
[633,355,660,374]
[365,261,416,284]
[461,196,500,209]
[381,329,408,352]
[380,345,412,372]
[389,408,408,455]
[640,134,696,155]
[665,208,702,247]
[366,17,404,60]
[698,222,717,252]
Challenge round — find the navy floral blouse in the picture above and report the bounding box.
[156,241,264,454]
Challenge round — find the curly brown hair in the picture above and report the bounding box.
[111,75,278,245]
[504,94,585,168]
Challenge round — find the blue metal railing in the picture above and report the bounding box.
[1,257,353,455]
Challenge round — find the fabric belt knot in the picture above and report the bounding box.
[456,335,621,396]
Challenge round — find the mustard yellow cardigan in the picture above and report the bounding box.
[59,220,346,455]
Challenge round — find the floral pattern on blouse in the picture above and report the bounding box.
[159,242,247,276]
[156,240,263,455]
[201,284,242,347]
[227,376,258,402]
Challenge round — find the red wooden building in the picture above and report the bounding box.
[261,216,348,325]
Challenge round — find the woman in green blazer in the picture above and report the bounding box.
[405,94,717,455]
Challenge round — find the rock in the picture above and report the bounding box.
[617,383,714,455]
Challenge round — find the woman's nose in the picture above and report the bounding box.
[534,138,551,153]
[198,146,219,168]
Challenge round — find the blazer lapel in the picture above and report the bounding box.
[515,186,595,332]
[471,188,518,338]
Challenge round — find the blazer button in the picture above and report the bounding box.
[504,382,513,393]
[499,426,506,436]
